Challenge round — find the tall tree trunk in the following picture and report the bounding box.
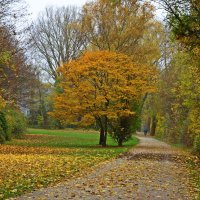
[147,116,151,132]
[99,128,104,145]
[150,116,157,136]
[97,117,105,145]
[102,116,108,147]
[118,139,123,147]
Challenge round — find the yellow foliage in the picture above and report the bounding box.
[0,94,6,111]
[155,50,200,146]
[51,51,157,126]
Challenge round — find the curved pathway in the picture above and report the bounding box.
[15,133,195,200]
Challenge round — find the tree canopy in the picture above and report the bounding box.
[51,51,157,145]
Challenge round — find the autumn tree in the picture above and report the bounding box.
[82,0,161,64]
[0,26,36,108]
[0,0,36,108]
[80,0,162,142]
[51,51,157,146]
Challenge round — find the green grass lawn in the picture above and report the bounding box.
[0,128,139,199]
[7,128,138,149]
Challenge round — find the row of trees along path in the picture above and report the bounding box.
[15,133,197,200]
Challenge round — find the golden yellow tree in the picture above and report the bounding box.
[51,51,157,146]
[81,1,162,135]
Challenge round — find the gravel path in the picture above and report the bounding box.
[14,133,194,200]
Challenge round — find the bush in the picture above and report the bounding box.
[0,112,8,143]
[5,108,27,139]
[0,109,27,141]
[110,116,134,146]
[110,101,141,146]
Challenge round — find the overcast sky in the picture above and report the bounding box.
[25,0,165,21]
[25,0,88,20]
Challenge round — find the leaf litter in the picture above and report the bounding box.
[14,133,199,200]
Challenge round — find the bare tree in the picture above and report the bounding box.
[30,6,88,81]
[0,0,28,37]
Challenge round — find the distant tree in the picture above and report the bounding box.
[82,0,161,64]
[30,6,88,81]
[27,74,55,129]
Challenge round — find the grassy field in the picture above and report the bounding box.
[6,128,137,148]
[0,128,139,199]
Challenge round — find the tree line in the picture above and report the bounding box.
[144,0,200,154]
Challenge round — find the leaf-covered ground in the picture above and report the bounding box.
[15,133,200,200]
[0,129,138,199]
